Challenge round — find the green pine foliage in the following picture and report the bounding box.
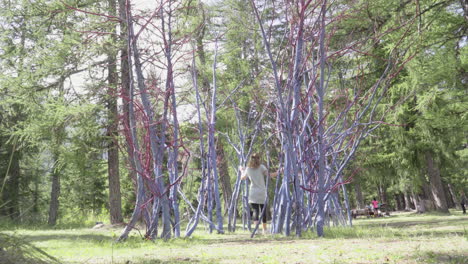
[350,0,467,208]
[0,0,465,231]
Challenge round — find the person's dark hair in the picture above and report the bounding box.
[248,153,261,168]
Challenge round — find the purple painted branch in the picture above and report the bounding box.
[127,0,172,240]
[162,0,181,238]
[117,4,147,240]
[185,50,207,237]
[208,36,224,233]
[313,0,329,238]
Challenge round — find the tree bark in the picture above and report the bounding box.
[106,0,123,225]
[460,0,468,22]
[48,160,60,226]
[33,177,40,214]
[1,142,21,219]
[117,0,150,241]
[378,183,389,214]
[442,183,453,208]
[118,0,137,215]
[425,151,449,213]
[354,182,365,209]
[195,4,210,93]
[395,193,402,211]
[127,3,172,239]
[417,194,426,213]
[412,190,426,213]
[216,139,232,215]
[208,37,224,233]
[447,183,460,209]
[315,0,328,238]
[403,190,412,210]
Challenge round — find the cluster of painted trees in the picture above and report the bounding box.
[0,0,466,239]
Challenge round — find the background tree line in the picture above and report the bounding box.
[0,0,466,232]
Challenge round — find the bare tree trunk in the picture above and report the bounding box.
[208,37,224,233]
[425,151,449,213]
[443,184,453,208]
[404,190,412,210]
[127,2,173,239]
[48,158,60,225]
[399,193,406,210]
[106,0,123,225]
[118,0,138,220]
[378,183,389,215]
[447,183,460,209]
[116,5,154,239]
[314,0,329,238]
[341,183,352,227]
[162,1,181,238]
[2,142,21,219]
[460,0,468,22]
[354,182,365,209]
[118,0,165,241]
[185,54,206,237]
[33,177,40,214]
[418,195,426,213]
[395,193,402,211]
[412,191,425,213]
[216,140,232,215]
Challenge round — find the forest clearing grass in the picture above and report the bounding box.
[1,211,467,264]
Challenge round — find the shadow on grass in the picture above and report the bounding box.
[415,251,468,264]
[317,229,466,240]
[3,214,466,249]
[0,218,96,231]
[118,257,216,264]
[360,217,467,228]
[15,231,278,248]
[21,233,114,243]
[183,235,301,246]
[17,225,464,248]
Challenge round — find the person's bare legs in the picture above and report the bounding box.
[253,221,267,234]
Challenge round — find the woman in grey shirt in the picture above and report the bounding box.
[240,153,276,234]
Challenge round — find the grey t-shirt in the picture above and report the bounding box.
[245,164,268,204]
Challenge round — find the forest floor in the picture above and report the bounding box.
[1,210,467,264]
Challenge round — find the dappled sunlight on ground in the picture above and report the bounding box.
[1,212,467,263]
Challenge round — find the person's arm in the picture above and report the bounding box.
[261,164,276,178]
[239,166,248,180]
[268,166,283,178]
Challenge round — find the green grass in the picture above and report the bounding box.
[1,211,467,264]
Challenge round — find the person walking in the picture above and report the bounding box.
[239,153,276,234]
[371,198,379,217]
[460,191,467,214]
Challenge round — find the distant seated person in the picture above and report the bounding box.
[364,204,373,216]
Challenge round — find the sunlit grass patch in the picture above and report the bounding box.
[1,212,467,263]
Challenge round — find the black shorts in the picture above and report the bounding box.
[250,203,267,223]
